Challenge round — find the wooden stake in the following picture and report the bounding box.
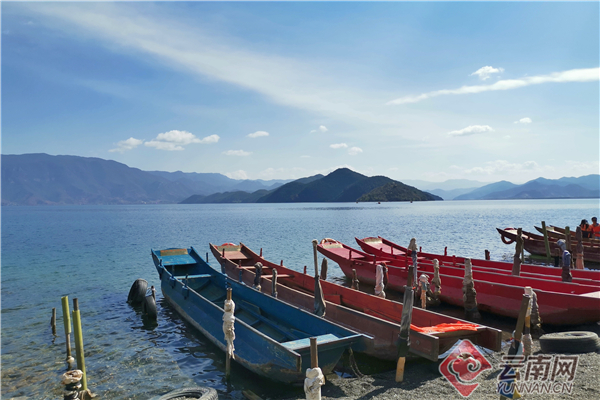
[72,298,87,391]
[312,240,319,276]
[541,221,551,263]
[51,308,57,336]
[396,286,414,382]
[310,337,318,368]
[61,296,74,363]
[271,269,278,298]
[512,228,523,276]
[565,226,572,256]
[484,250,490,261]
[351,269,359,290]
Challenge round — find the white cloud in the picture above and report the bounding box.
[311,125,329,133]
[348,147,363,155]
[144,141,185,151]
[448,125,494,137]
[248,131,269,138]
[223,150,251,156]
[301,155,311,158]
[330,143,348,149]
[463,160,543,175]
[225,170,248,180]
[387,67,600,105]
[470,66,504,81]
[109,137,143,153]
[144,130,219,151]
[514,117,532,124]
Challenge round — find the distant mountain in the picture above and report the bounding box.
[428,187,482,200]
[454,181,518,200]
[180,190,270,204]
[402,179,491,191]
[454,175,599,200]
[1,153,291,205]
[1,153,192,205]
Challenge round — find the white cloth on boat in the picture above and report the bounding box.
[375,263,386,298]
[223,299,236,359]
[304,367,325,400]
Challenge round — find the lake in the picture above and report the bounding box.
[1,199,599,399]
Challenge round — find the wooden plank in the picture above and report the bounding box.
[160,248,188,256]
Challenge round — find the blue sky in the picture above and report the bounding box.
[2,1,598,183]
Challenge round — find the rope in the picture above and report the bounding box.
[375,263,386,298]
[223,299,236,360]
[348,348,364,378]
[304,367,325,400]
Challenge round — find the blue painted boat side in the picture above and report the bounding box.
[151,247,365,383]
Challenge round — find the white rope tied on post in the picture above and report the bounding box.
[223,298,236,360]
[374,263,386,298]
[304,367,325,400]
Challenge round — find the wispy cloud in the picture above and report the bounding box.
[225,170,248,180]
[448,125,494,137]
[387,68,600,105]
[514,117,532,124]
[223,150,251,156]
[330,143,348,149]
[463,160,546,175]
[109,137,143,153]
[470,66,504,81]
[145,130,219,151]
[310,125,328,133]
[348,147,363,156]
[248,131,269,138]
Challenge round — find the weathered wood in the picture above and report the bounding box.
[351,269,359,290]
[575,227,585,270]
[541,221,551,262]
[271,269,278,298]
[396,286,414,383]
[310,337,318,368]
[512,228,523,276]
[51,308,57,336]
[463,259,480,320]
[484,249,490,261]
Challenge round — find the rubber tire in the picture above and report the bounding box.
[142,294,157,320]
[127,279,148,305]
[153,387,218,400]
[539,331,600,354]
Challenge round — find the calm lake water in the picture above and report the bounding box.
[2,199,599,399]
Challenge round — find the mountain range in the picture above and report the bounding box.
[1,153,597,205]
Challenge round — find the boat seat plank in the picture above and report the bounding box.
[262,274,293,279]
[161,254,197,266]
[182,274,213,279]
[224,251,251,260]
[281,334,339,351]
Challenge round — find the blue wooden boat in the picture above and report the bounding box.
[151,247,369,383]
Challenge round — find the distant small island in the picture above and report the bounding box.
[180,168,441,204]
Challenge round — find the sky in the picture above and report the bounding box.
[1,1,599,184]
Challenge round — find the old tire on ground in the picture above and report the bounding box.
[127,279,148,305]
[539,331,599,354]
[153,387,218,400]
[142,294,157,320]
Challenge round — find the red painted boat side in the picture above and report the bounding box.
[355,236,600,284]
[318,240,600,325]
[209,242,502,361]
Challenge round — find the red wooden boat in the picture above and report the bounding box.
[209,242,501,361]
[534,225,600,245]
[317,239,600,325]
[355,236,600,285]
[497,227,600,263]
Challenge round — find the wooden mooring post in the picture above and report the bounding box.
[304,337,325,400]
[51,307,57,336]
[72,298,87,391]
[541,221,552,263]
[224,287,235,381]
[61,296,75,363]
[396,285,414,382]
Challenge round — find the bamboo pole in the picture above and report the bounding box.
[541,221,551,263]
[61,296,74,363]
[72,298,87,391]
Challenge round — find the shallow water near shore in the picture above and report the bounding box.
[2,199,599,399]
